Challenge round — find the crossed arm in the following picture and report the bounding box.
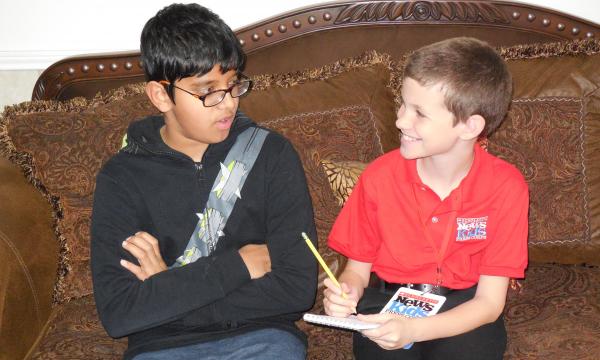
[120,231,271,280]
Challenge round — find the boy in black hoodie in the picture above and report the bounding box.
[90,4,318,359]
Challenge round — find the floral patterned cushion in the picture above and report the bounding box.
[0,86,159,303]
[321,159,367,206]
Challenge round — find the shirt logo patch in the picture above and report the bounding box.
[456,216,488,241]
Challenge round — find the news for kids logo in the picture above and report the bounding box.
[386,292,437,318]
[456,216,488,241]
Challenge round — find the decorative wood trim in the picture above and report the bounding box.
[32,52,144,101]
[32,0,600,101]
[234,1,598,53]
[333,2,510,24]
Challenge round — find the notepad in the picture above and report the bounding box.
[302,313,380,331]
[304,287,447,349]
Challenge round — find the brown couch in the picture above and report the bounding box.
[2,1,600,359]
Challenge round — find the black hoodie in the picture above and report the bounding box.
[90,112,318,359]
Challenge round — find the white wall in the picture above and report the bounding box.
[0,0,599,110]
[0,0,321,70]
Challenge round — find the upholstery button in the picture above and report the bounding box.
[431,216,439,223]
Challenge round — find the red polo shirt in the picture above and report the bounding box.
[328,144,529,289]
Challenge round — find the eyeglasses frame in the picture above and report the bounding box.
[158,74,253,107]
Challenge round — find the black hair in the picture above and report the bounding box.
[140,3,245,101]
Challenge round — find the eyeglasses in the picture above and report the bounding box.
[159,75,253,107]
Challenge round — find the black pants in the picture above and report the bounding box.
[353,285,506,360]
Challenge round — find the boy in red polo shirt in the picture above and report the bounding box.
[323,37,528,359]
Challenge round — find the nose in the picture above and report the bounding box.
[395,105,412,131]
[217,90,238,111]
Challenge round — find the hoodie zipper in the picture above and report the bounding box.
[195,162,204,182]
[134,136,210,184]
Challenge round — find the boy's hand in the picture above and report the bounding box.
[358,313,415,350]
[239,244,271,279]
[323,279,359,317]
[121,231,167,281]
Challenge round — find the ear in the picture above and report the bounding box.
[459,114,485,140]
[145,81,174,113]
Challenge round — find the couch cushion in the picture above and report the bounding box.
[504,263,600,360]
[489,99,588,260]
[321,159,367,207]
[29,295,126,360]
[0,85,159,302]
[242,50,401,153]
[489,39,600,265]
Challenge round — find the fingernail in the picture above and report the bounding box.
[122,241,127,247]
[120,259,126,266]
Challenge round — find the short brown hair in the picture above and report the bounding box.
[403,37,512,137]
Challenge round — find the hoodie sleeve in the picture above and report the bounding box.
[91,162,252,338]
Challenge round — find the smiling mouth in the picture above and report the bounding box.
[400,132,421,142]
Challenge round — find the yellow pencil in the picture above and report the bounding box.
[302,232,348,299]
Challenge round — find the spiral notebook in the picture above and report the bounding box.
[303,287,447,349]
[302,313,380,331]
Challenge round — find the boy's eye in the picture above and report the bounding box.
[198,87,214,94]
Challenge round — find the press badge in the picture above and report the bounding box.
[380,287,447,349]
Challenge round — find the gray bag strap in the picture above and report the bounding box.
[171,127,269,268]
